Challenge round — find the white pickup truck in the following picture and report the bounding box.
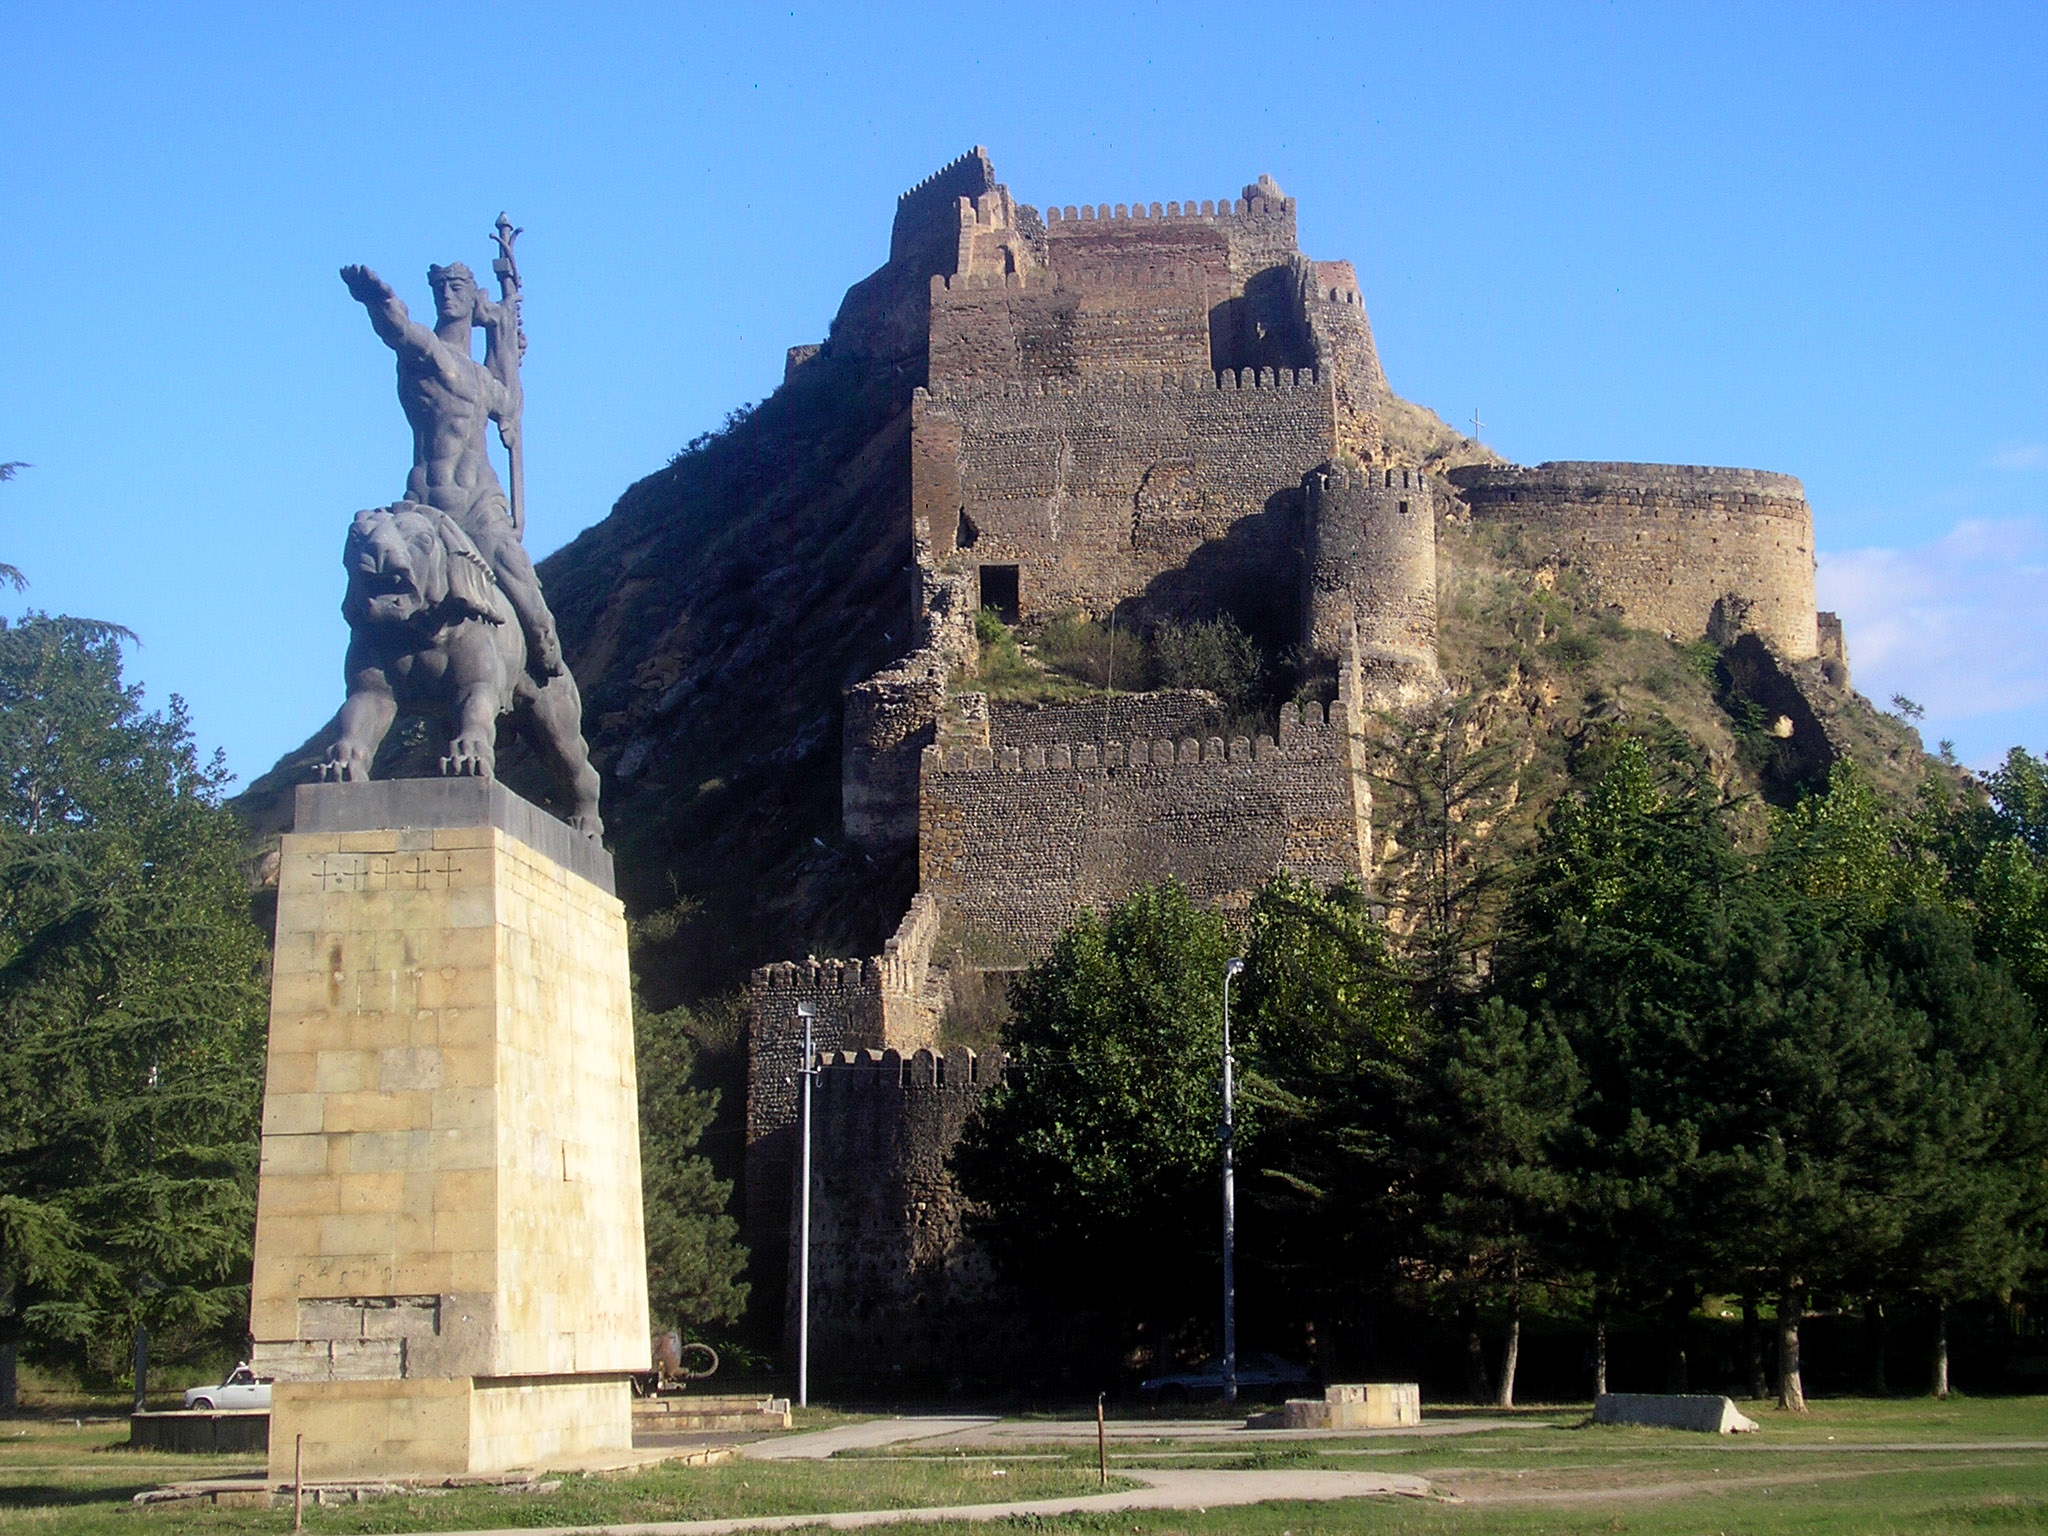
[183,1364,271,1411]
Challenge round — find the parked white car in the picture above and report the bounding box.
[183,1364,271,1411]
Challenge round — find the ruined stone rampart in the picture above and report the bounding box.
[915,371,1335,621]
[784,1047,1008,1372]
[1449,462,1818,658]
[918,701,1367,959]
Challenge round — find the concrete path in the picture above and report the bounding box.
[946,1415,1530,1446]
[737,1418,999,1460]
[407,1466,1430,1534]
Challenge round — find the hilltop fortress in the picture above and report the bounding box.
[743,148,1848,1361]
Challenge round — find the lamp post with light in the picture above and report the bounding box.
[1222,956,1245,1409]
[795,1002,816,1408]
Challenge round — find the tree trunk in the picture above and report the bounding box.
[1459,1295,1491,1404]
[0,1340,15,1415]
[131,1323,149,1415]
[1664,1293,1690,1393]
[1863,1296,1888,1396]
[1741,1294,1767,1400]
[1931,1301,1950,1399]
[1593,1295,1609,1398]
[1496,1283,1521,1409]
[1776,1281,1806,1413]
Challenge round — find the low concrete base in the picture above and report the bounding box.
[130,1411,269,1454]
[1594,1392,1759,1434]
[1249,1382,1421,1431]
[632,1394,792,1432]
[268,1375,633,1482]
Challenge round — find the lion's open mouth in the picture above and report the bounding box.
[356,568,416,598]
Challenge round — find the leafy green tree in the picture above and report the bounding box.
[952,881,1239,1355]
[1237,875,1410,1367]
[0,616,266,1402]
[635,1002,749,1338]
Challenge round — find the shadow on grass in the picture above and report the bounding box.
[0,1483,155,1510]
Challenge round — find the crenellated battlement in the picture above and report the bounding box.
[918,366,1323,403]
[812,1046,990,1090]
[930,267,1211,294]
[749,954,882,994]
[1041,196,1294,224]
[918,701,1351,778]
[898,146,994,205]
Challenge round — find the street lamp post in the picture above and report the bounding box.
[795,1003,816,1409]
[1222,957,1245,1410]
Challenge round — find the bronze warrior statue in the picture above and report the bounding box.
[322,216,602,836]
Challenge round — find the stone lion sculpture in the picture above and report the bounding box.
[321,503,603,835]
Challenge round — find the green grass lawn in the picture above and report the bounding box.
[0,1419,1130,1536]
[0,1397,2042,1535]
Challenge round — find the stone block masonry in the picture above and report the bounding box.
[917,371,1336,622]
[1449,462,1818,659]
[251,781,647,1481]
[918,701,1369,959]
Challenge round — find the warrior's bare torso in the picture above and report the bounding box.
[395,339,509,520]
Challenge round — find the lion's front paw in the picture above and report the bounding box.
[320,750,371,783]
[441,735,496,779]
[533,630,566,678]
[569,811,604,839]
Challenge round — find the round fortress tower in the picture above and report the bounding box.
[1448,462,1819,660]
[1305,459,1440,693]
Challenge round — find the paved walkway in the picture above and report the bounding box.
[407,1466,1430,1534]
[737,1418,999,1461]
[949,1415,1530,1446]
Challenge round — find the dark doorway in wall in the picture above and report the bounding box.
[978,564,1020,623]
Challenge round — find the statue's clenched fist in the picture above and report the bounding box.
[340,264,394,306]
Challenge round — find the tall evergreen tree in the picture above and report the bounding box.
[0,616,266,1399]
[635,1002,750,1339]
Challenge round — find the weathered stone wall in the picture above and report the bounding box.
[1449,462,1818,659]
[918,701,1367,959]
[983,689,1228,749]
[1034,194,1297,286]
[783,1048,1009,1374]
[743,898,941,1251]
[915,371,1335,623]
[929,270,1217,382]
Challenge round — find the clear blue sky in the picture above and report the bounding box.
[4,2,2043,780]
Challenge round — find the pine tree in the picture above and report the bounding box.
[635,1002,750,1339]
[0,616,266,1398]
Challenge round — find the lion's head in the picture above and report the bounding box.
[342,503,501,630]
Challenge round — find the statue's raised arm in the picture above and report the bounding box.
[340,264,435,358]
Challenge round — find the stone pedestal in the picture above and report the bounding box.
[250,781,649,1481]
